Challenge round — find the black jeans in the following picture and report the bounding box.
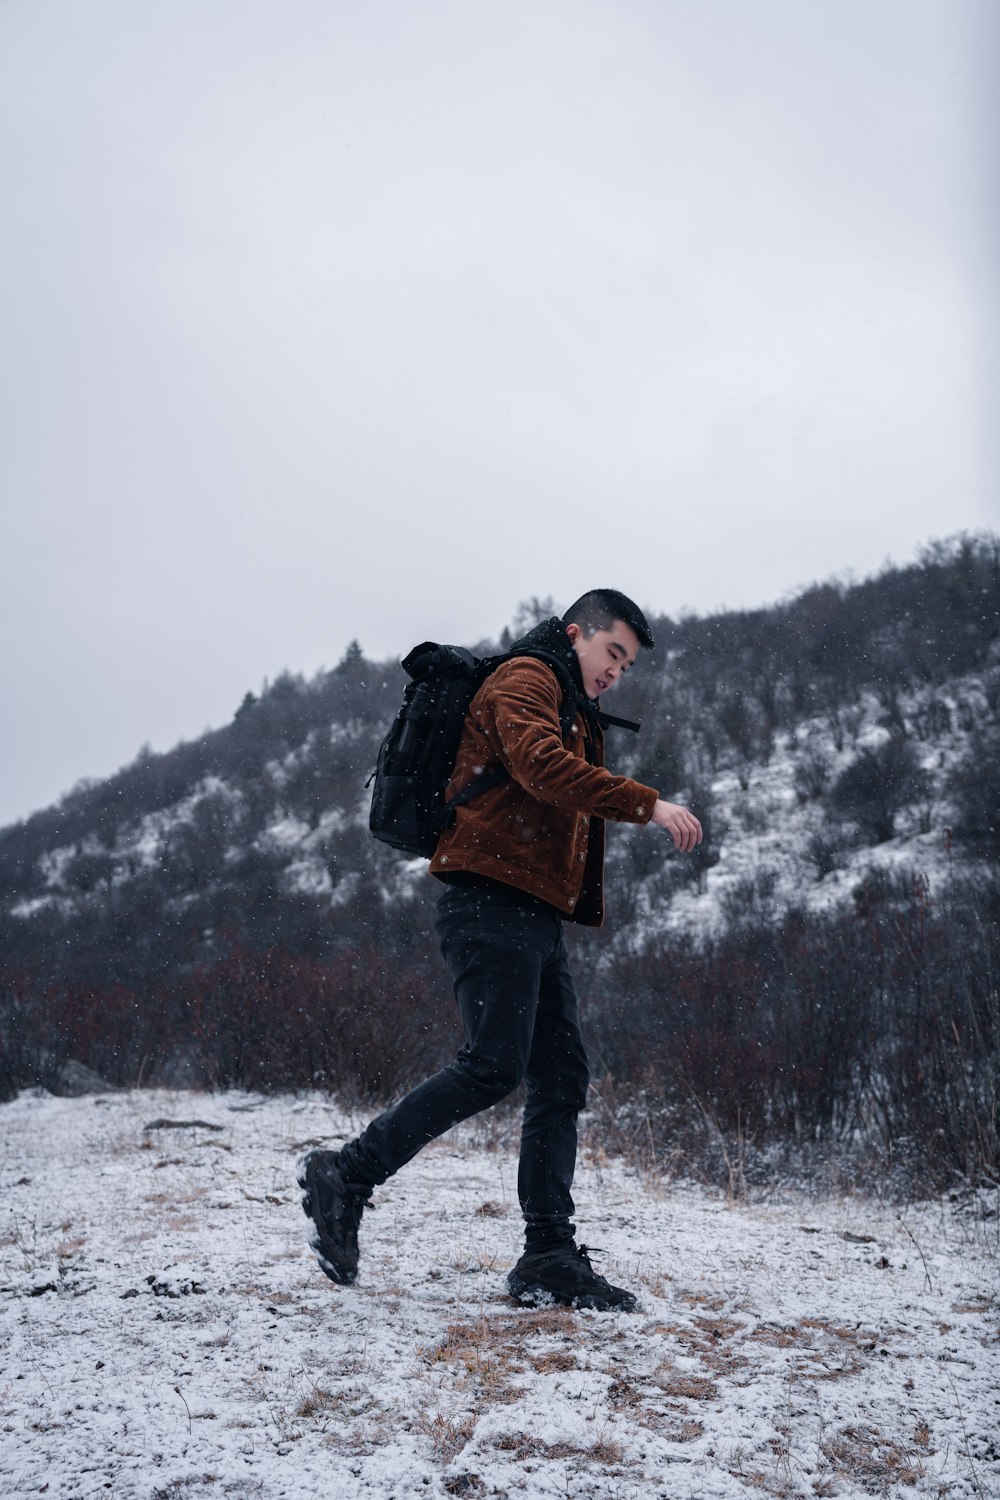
[340,883,590,1248]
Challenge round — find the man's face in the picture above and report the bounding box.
[566,619,640,701]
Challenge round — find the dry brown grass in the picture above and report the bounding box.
[412,1408,478,1462]
[952,1296,995,1314]
[693,1313,744,1339]
[419,1317,525,1401]
[606,1376,642,1406]
[52,1233,87,1259]
[799,1316,882,1342]
[143,1187,209,1207]
[820,1422,927,1489]
[678,1289,727,1310]
[658,1373,719,1400]
[530,1349,579,1373]
[589,1432,625,1465]
[491,1431,628,1468]
[423,1302,575,1380]
[746,1324,802,1349]
[294,1388,339,1420]
[647,1314,750,1377]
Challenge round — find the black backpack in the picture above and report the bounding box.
[367,641,580,859]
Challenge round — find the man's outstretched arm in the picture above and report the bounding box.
[475,660,703,851]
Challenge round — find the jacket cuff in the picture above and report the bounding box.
[628,785,659,824]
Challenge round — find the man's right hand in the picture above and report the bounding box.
[650,799,703,852]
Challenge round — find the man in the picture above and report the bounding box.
[299,589,701,1311]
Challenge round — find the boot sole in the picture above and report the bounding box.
[297,1152,357,1286]
[507,1271,637,1314]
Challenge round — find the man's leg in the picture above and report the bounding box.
[517,927,590,1252]
[508,929,639,1312]
[301,885,563,1281]
[340,885,562,1186]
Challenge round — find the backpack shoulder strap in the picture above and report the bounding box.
[595,707,641,732]
[445,648,578,814]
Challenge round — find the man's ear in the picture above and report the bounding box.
[565,622,581,644]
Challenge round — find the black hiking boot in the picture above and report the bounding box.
[297,1150,372,1285]
[507,1243,638,1312]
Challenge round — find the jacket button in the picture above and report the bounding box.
[567,897,575,906]
[440,855,449,863]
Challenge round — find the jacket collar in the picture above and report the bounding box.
[507,616,585,697]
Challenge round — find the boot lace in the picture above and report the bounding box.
[339,1182,373,1229]
[576,1244,612,1284]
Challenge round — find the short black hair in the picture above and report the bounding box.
[561,589,654,649]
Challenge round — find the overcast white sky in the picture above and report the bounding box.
[1,0,996,830]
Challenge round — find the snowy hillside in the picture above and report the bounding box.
[626,667,989,940]
[1,537,997,1194]
[7,666,985,943]
[2,1088,997,1500]
[3,538,998,951]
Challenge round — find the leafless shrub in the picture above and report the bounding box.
[803,828,847,881]
[584,874,1000,1195]
[793,743,832,803]
[831,734,930,844]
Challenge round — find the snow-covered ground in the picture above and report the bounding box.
[2,1089,997,1500]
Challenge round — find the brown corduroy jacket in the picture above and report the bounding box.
[429,656,658,926]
